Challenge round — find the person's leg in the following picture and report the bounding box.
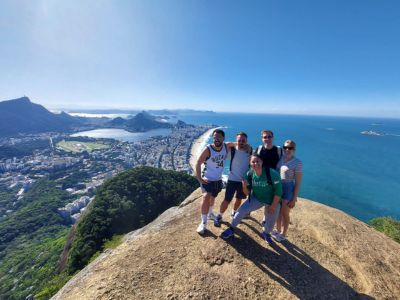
[233,197,242,212]
[197,192,212,234]
[263,203,281,234]
[219,180,235,215]
[281,200,291,237]
[231,196,264,228]
[221,196,264,239]
[208,195,216,219]
[276,209,283,233]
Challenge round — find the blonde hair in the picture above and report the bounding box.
[284,139,296,150]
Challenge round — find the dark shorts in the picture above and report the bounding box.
[224,180,246,202]
[201,180,223,197]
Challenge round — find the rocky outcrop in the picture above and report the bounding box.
[53,189,400,299]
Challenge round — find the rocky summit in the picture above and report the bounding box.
[53,189,400,299]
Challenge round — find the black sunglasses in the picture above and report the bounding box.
[283,146,295,150]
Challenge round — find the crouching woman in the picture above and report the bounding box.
[221,154,282,244]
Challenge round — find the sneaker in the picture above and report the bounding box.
[261,232,273,245]
[208,212,217,221]
[221,227,234,239]
[274,233,287,242]
[271,229,280,237]
[197,223,207,235]
[243,212,251,219]
[214,214,222,227]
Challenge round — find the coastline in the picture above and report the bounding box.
[189,128,215,174]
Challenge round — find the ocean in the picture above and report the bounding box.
[175,113,400,222]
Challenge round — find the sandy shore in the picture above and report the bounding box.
[189,128,215,174]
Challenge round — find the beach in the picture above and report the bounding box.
[189,128,215,173]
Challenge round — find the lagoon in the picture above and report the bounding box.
[70,128,171,142]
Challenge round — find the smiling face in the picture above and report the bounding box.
[283,140,296,158]
[213,132,225,147]
[261,130,274,147]
[236,134,247,149]
[250,154,262,171]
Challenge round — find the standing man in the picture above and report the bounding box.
[256,130,282,170]
[214,132,252,227]
[196,129,228,235]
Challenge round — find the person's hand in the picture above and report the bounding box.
[198,177,209,184]
[288,198,297,208]
[242,179,249,187]
[267,204,277,214]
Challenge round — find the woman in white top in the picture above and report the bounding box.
[273,139,303,241]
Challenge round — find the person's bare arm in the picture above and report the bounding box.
[288,172,302,208]
[242,179,250,196]
[196,148,210,184]
[225,142,237,149]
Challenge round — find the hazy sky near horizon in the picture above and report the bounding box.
[0,0,399,117]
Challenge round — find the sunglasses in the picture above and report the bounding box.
[262,135,273,139]
[283,146,295,150]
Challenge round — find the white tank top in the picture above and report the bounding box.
[202,143,228,181]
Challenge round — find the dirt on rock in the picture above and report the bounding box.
[53,189,400,299]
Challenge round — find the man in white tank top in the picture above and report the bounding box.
[214,132,252,227]
[195,129,228,235]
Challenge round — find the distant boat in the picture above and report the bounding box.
[361,130,385,136]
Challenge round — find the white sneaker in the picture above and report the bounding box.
[271,229,280,236]
[208,212,217,221]
[197,223,207,235]
[274,233,287,242]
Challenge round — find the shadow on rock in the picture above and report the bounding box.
[224,224,374,300]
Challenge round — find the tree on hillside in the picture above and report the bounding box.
[67,166,198,273]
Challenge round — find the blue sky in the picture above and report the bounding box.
[0,0,399,117]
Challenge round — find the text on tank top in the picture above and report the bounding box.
[202,143,228,181]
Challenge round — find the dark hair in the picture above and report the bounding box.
[251,153,262,160]
[261,130,274,137]
[236,131,248,138]
[213,129,225,137]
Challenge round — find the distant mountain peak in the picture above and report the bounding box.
[0,96,81,137]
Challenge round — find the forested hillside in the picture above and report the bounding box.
[0,180,74,299]
[67,166,198,273]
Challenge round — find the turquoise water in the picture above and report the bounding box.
[178,113,400,222]
[70,128,171,142]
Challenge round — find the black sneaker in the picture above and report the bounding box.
[214,215,222,227]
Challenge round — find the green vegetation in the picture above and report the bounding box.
[56,140,109,153]
[0,138,51,159]
[369,217,400,243]
[0,184,18,216]
[0,180,74,299]
[1,167,197,299]
[67,166,197,273]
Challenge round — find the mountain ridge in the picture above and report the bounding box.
[0,97,82,136]
[53,188,400,299]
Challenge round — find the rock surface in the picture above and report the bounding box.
[53,189,400,299]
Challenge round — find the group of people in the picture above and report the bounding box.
[195,129,303,244]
